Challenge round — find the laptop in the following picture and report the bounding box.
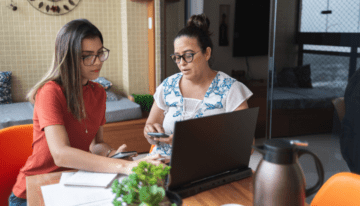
[166,107,259,198]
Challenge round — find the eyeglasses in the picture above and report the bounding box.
[170,52,199,64]
[82,48,110,66]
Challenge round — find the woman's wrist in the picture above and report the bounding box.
[106,148,114,157]
[147,136,158,145]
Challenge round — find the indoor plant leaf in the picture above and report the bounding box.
[139,186,152,203]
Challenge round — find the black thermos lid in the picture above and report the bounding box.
[263,139,297,164]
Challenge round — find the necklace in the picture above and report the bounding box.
[84,119,88,133]
[83,83,90,134]
[82,107,88,133]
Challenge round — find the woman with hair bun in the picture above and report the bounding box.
[144,14,254,156]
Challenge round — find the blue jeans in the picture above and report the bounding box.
[8,193,27,206]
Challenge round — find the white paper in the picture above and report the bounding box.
[41,183,114,206]
[59,172,75,184]
[41,172,129,206]
[63,170,118,187]
[78,199,114,206]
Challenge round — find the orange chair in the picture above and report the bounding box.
[149,144,155,153]
[0,124,33,205]
[310,172,360,206]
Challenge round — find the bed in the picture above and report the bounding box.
[246,81,345,138]
[270,86,344,137]
[243,61,347,138]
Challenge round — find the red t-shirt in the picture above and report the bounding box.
[12,81,106,199]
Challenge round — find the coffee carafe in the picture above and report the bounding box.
[252,139,324,206]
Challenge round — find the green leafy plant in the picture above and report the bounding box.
[132,94,154,112]
[111,161,175,206]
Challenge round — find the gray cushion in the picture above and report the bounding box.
[105,98,142,123]
[0,71,12,104]
[293,64,312,88]
[91,77,112,90]
[106,91,121,102]
[0,102,34,129]
[277,67,299,88]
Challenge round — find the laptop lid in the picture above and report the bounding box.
[168,107,259,190]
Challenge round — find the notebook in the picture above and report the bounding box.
[167,107,259,198]
[63,170,118,187]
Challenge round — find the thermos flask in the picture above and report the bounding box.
[253,139,324,206]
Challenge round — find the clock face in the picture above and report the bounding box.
[28,0,81,16]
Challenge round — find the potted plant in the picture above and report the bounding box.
[111,161,182,206]
[131,94,154,113]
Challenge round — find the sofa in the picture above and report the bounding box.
[0,73,151,153]
[0,97,143,128]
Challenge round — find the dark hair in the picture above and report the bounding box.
[175,14,213,65]
[28,19,103,121]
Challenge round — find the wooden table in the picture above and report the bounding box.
[27,171,310,206]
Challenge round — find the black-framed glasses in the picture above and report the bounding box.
[170,52,199,64]
[82,48,110,66]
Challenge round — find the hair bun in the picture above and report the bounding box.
[187,14,211,36]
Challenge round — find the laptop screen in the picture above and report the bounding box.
[168,107,259,190]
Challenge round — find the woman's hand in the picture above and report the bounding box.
[123,154,164,175]
[144,123,166,145]
[144,102,166,145]
[115,144,127,153]
[106,144,128,158]
[108,144,138,161]
[116,144,138,161]
[153,134,173,145]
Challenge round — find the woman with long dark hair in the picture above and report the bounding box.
[9,19,162,206]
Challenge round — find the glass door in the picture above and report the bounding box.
[267,0,360,139]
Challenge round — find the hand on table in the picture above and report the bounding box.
[110,144,138,161]
[124,154,165,175]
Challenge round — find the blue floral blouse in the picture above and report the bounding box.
[150,71,253,156]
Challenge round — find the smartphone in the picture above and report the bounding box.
[147,132,170,138]
[157,157,171,164]
[110,151,137,159]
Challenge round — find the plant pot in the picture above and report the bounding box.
[162,190,182,206]
[126,190,182,206]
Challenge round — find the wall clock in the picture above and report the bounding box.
[27,0,81,16]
